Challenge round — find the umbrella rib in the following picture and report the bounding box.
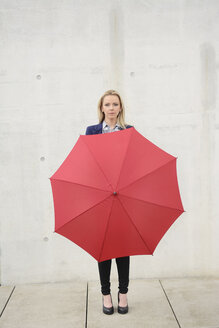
[119,193,184,213]
[55,194,112,232]
[98,197,114,262]
[115,127,134,191]
[118,157,177,193]
[117,197,153,255]
[50,177,111,193]
[81,137,114,192]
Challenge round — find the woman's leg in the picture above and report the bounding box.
[98,259,112,295]
[115,256,130,294]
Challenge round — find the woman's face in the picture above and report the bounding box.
[101,95,121,120]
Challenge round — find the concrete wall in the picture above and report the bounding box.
[1,0,219,285]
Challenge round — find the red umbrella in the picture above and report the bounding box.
[49,127,185,262]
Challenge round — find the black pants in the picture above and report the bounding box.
[98,256,130,295]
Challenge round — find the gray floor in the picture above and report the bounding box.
[0,278,219,328]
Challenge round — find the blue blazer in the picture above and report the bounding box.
[85,122,133,135]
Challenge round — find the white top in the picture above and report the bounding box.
[102,120,122,133]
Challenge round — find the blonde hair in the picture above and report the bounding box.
[97,89,128,129]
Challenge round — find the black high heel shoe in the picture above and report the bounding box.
[118,291,128,314]
[102,294,114,315]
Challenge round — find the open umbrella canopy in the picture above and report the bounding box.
[49,127,185,262]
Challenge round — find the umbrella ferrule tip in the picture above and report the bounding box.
[113,191,117,195]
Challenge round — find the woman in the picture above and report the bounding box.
[85,89,134,315]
